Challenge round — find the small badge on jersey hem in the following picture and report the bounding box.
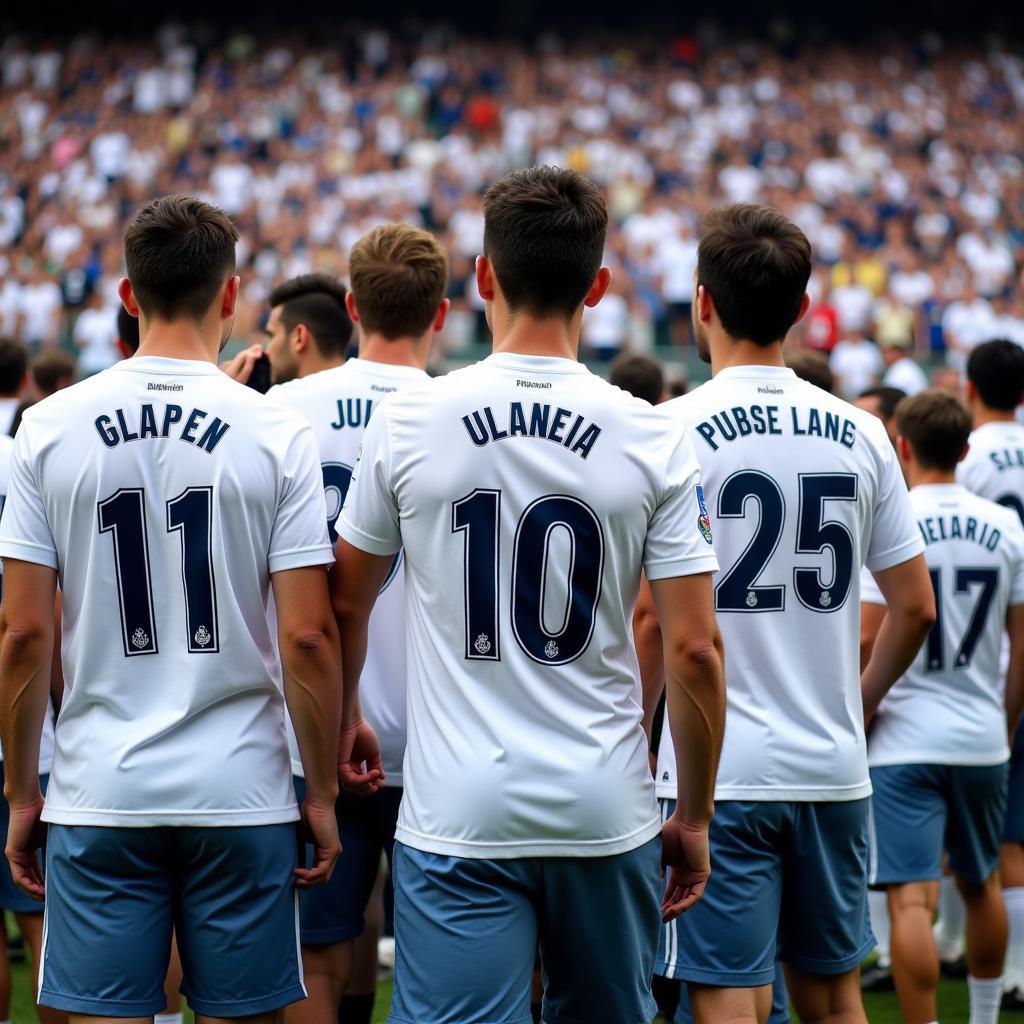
[696,485,713,545]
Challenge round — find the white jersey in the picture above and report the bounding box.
[655,365,922,802]
[863,486,1024,766]
[270,358,429,786]
[0,357,333,827]
[957,420,1024,528]
[0,434,55,775]
[339,353,718,858]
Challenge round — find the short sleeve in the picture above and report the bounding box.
[859,566,886,606]
[643,429,720,581]
[0,426,58,570]
[336,404,402,557]
[268,423,334,574]
[865,435,924,572]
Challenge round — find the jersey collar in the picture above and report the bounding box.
[711,364,798,381]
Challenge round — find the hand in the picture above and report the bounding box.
[219,344,265,384]
[339,718,385,796]
[660,812,711,922]
[293,795,341,888]
[6,793,46,901]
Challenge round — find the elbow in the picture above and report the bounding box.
[668,634,724,689]
[911,594,938,639]
[0,619,51,663]
[280,621,339,663]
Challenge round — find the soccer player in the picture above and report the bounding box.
[860,389,1024,1024]
[650,204,935,1024]
[334,166,726,1024]
[0,195,355,1022]
[270,225,449,1024]
[956,338,1024,1005]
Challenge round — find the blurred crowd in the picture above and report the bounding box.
[1,22,1023,393]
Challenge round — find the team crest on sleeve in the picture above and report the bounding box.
[696,485,713,545]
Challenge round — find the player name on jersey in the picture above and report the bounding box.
[917,513,1002,550]
[693,403,857,452]
[986,447,1024,472]
[94,403,231,454]
[461,401,602,459]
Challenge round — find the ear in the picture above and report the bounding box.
[433,297,451,333]
[345,290,360,324]
[475,255,495,302]
[695,283,714,324]
[792,292,812,327]
[896,434,912,465]
[221,275,240,319]
[118,278,140,317]
[292,324,310,355]
[582,267,612,309]
[964,380,977,403]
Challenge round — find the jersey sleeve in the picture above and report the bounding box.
[643,428,720,581]
[336,404,402,557]
[268,422,335,574]
[0,425,58,570]
[859,566,886,606]
[1010,522,1024,606]
[864,435,924,572]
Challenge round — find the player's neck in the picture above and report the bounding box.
[711,337,786,374]
[491,316,580,361]
[359,333,430,370]
[134,321,220,364]
[972,405,1017,428]
[908,467,957,488]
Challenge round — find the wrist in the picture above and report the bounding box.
[671,807,712,830]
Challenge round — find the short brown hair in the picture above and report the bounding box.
[269,273,352,358]
[349,224,449,340]
[698,204,812,346]
[124,195,239,321]
[0,338,27,396]
[483,167,607,321]
[609,353,665,405]
[896,390,972,471]
[786,350,834,393]
[32,350,76,397]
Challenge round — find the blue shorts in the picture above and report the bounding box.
[293,776,401,945]
[656,798,873,987]
[673,962,790,1023]
[1006,725,1024,843]
[387,837,662,1024]
[0,767,47,915]
[39,823,305,1018]
[870,762,1008,886]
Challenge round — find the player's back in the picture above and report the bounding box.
[270,357,428,783]
[657,365,919,802]
[343,352,715,856]
[958,419,1024,526]
[867,485,1024,767]
[6,356,331,825]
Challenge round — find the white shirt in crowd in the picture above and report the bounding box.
[862,485,1024,766]
[581,292,629,353]
[831,282,875,334]
[883,354,929,396]
[339,353,718,858]
[655,366,922,803]
[18,279,62,344]
[0,357,333,826]
[270,358,430,787]
[73,306,121,375]
[831,337,884,398]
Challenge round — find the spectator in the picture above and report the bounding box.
[830,328,884,399]
[609,353,666,405]
[854,385,907,446]
[880,338,929,396]
[72,291,120,376]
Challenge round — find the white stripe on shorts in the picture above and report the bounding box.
[293,890,306,996]
[659,798,680,978]
[867,800,878,887]
[37,898,49,1001]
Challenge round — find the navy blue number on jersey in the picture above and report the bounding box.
[453,491,604,665]
[715,471,857,613]
[324,460,401,590]
[998,493,1024,527]
[167,487,219,653]
[99,487,219,657]
[925,566,999,672]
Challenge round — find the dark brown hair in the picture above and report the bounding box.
[269,273,352,358]
[786,350,834,393]
[967,339,1024,412]
[124,195,239,322]
[698,204,812,346]
[896,390,972,471]
[32,350,76,397]
[0,338,28,396]
[348,225,448,340]
[610,353,665,405]
[483,167,607,321]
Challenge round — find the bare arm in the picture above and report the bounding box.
[50,589,64,715]
[649,572,725,920]
[860,554,935,720]
[272,564,343,886]
[331,538,393,792]
[0,560,58,900]
[859,601,887,671]
[1005,604,1024,742]
[633,575,665,747]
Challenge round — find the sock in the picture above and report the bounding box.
[934,875,966,956]
[339,992,375,1024]
[1005,887,1024,989]
[968,975,1003,1024]
[530,1002,542,1023]
[868,889,891,967]
[154,1015,183,1024]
